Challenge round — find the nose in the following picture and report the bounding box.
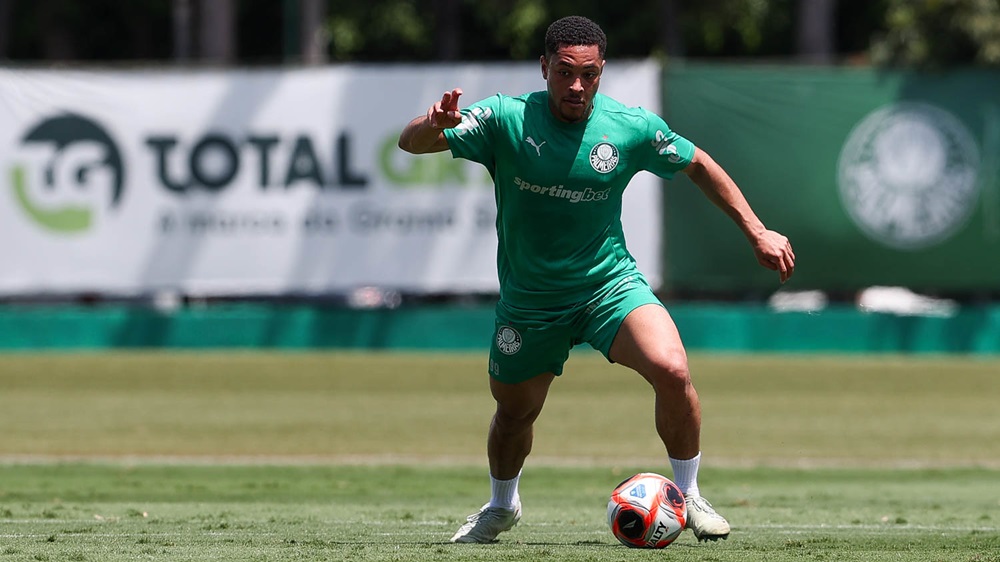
[570,77,584,92]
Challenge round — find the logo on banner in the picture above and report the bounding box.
[837,102,980,250]
[8,113,125,234]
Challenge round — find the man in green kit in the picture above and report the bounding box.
[398,15,795,544]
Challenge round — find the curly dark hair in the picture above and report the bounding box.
[544,16,607,59]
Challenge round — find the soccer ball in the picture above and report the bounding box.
[607,472,687,548]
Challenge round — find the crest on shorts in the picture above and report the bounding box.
[589,142,619,173]
[496,326,522,355]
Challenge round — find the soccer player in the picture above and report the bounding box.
[398,15,795,544]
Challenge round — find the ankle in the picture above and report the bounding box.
[487,471,521,510]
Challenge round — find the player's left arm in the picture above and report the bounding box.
[682,147,796,283]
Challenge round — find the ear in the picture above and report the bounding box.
[540,55,548,79]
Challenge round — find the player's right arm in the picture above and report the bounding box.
[398,88,463,154]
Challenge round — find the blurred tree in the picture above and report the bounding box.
[797,0,836,63]
[5,0,173,62]
[836,0,889,64]
[322,0,795,62]
[682,0,789,56]
[657,0,685,57]
[0,0,12,58]
[278,0,328,64]
[301,0,328,64]
[37,0,77,60]
[173,0,193,61]
[871,0,1000,67]
[433,0,461,60]
[200,0,235,63]
[6,0,996,68]
[328,0,431,61]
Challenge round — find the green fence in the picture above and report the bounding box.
[661,64,1000,293]
[2,303,999,353]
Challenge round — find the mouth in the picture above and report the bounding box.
[563,97,586,108]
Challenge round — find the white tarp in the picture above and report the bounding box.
[0,62,662,295]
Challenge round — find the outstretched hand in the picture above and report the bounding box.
[427,88,463,129]
[752,230,796,283]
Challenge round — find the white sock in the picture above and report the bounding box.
[670,452,701,497]
[488,471,521,510]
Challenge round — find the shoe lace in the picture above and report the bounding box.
[467,507,509,525]
[687,496,726,521]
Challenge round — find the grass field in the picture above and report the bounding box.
[0,352,998,561]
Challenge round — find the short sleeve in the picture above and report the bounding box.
[443,94,504,168]
[639,110,696,180]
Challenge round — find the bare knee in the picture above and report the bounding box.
[489,373,554,436]
[641,352,693,395]
[493,400,544,435]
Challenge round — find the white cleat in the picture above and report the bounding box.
[450,502,522,543]
[685,494,731,542]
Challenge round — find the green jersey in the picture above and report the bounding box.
[444,91,695,309]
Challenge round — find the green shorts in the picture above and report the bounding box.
[488,273,663,384]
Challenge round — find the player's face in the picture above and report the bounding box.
[541,44,604,123]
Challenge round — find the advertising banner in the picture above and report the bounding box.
[662,65,1000,293]
[0,61,663,296]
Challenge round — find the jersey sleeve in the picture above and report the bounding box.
[443,94,504,168]
[638,110,696,179]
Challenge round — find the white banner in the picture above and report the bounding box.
[0,62,662,296]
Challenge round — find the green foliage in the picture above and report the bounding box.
[872,0,1000,67]
[2,0,996,65]
[680,0,794,55]
[491,0,549,59]
[322,0,799,61]
[328,1,432,61]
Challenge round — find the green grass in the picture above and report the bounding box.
[1,352,998,464]
[0,351,998,561]
[0,464,997,561]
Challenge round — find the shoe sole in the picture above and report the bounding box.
[451,536,498,544]
[450,519,519,543]
[694,532,730,542]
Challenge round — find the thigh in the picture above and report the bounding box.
[607,303,688,376]
[581,273,665,361]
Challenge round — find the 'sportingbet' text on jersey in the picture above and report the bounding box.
[443,91,695,310]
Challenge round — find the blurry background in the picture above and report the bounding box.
[3,0,997,66]
[1,0,999,353]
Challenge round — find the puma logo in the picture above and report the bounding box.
[525,136,546,156]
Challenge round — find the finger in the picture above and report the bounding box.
[441,90,455,111]
[445,88,463,111]
[427,103,440,127]
[434,92,452,124]
[779,255,794,283]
